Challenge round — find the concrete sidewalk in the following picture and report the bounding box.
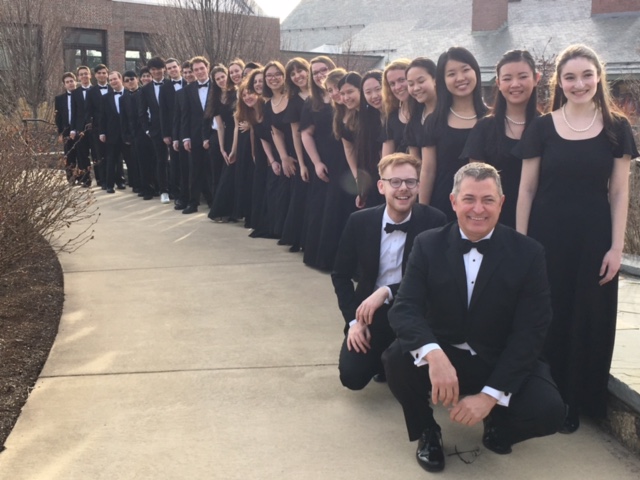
[0,189,639,479]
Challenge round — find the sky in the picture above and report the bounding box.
[253,0,301,20]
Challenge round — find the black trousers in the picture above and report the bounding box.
[188,143,212,207]
[383,341,565,445]
[105,141,128,189]
[74,132,92,186]
[168,145,181,198]
[177,144,190,205]
[339,305,395,391]
[91,131,106,184]
[63,136,78,182]
[151,134,169,194]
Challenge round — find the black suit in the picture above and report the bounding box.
[99,90,132,189]
[139,80,169,194]
[55,91,77,182]
[383,222,564,445]
[87,84,110,184]
[181,81,213,207]
[331,203,447,390]
[70,86,94,186]
[173,86,190,206]
[160,79,185,197]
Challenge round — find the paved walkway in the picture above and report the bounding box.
[0,190,639,479]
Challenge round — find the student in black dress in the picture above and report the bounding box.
[281,57,312,252]
[461,50,540,228]
[419,47,487,219]
[355,71,385,208]
[404,57,437,163]
[517,44,639,433]
[381,59,411,157]
[206,64,238,221]
[262,60,291,238]
[228,58,245,88]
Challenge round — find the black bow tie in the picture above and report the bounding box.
[99,86,108,89]
[458,238,491,254]
[172,80,182,85]
[66,92,71,96]
[82,87,90,91]
[154,81,163,86]
[198,82,209,88]
[384,222,409,234]
[114,91,123,96]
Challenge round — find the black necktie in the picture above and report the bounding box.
[114,91,123,96]
[458,238,491,254]
[198,82,209,88]
[384,222,409,234]
[154,82,163,86]
[172,80,181,85]
[99,86,108,90]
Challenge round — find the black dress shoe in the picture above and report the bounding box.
[101,185,107,190]
[182,204,198,214]
[416,427,445,472]
[116,183,126,190]
[106,188,115,194]
[174,201,186,210]
[372,372,386,383]
[143,194,153,200]
[482,417,512,454]
[132,187,140,193]
[559,407,580,434]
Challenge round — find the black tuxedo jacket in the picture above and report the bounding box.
[332,203,447,328]
[159,79,185,139]
[71,86,92,132]
[389,222,551,396]
[139,80,167,137]
[99,90,134,145]
[180,81,210,144]
[54,92,72,135]
[86,84,110,130]
[172,87,187,141]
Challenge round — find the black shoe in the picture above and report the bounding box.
[559,407,580,434]
[482,417,512,454]
[132,187,140,193]
[106,188,115,194]
[174,201,186,210]
[101,185,107,190]
[416,427,445,472]
[143,194,153,200]
[182,204,198,214]
[372,372,386,383]
[116,183,126,190]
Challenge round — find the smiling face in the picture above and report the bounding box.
[166,61,181,80]
[124,76,138,91]
[214,71,228,90]
[450,177,504,241]
[290,67,309,90]
[377,162,420,219]
[326,81,342,104]
[140,72,152,85]
[311,62,330,88]
[253,73,264,95]
[558,56,600,106]
[242,87,258,108]
[77,68,91,87]
[407,66,436,105]
[183,67,195,84]
[192,61,209,83]
[108,72,123,91]
[265,66,284,92]
[386,68,409,102]
[444,59,477,98]
[229,64,243,85]
[340,82,360,110]
[95,68,108,85]
[362,77,383,110]
[149,66,164,82]
[497,60,537,108]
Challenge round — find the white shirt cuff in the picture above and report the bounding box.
[481,386,511,407]
[349,319,357,328]
[183,138,190,143]
[410,343,441,367]
[384,286,393,304]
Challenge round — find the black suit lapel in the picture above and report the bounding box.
[468,226,505,311]
[445,225,468,308]
[402,206,421,272]
[366,205,385,278]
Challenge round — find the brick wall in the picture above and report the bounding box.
[472,0,509,32]
[592,0,640,16]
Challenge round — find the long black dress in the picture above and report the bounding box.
[233,128,254,225]
[519,113,638,418]
[421,124,473,221]
[461,116,525,229]
[404,106,426,152]
[251,117,282,238]
[209,92,237,220]
[300,100,356,271]
[382,109,408,153]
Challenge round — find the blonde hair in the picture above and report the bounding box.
[382,58,410,117]
[378,152,421,178]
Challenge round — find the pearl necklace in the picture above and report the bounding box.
[505,115,525,125]
[561,104,598,133]
[271,94,285,108]
[449,107,476,120]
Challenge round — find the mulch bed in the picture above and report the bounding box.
[0,243,63,451]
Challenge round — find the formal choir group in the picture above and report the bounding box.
[54,43,638,439]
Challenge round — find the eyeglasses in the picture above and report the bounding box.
[381,177,419,189]
[265,72,283,80]
[312,67,329,77]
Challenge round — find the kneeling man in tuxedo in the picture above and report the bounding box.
[383,162,565,473]
[331,153,446,390]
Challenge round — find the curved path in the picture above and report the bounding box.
[0,190,639,479]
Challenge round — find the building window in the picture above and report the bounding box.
[64,28,106,71]
[125,32,152,72]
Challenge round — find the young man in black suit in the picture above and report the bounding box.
[99,71,133,193]
[87,64,111,188]
[160,58,185,204]
[54,72,77,183]
[172,61,195,210]
[139,56,170,204]
[383,162,565,473]
[69,66,93,187]
[332,153,446,391]
[180,56,213,214]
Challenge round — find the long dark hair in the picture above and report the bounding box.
[335,71,361,139]
[358,70,383,174]
[285,57,310,98]
[406,57,437,124]
[205,64,232,120]
[427,47,487,135]
[261,60,286,99]
[309,56,336,112]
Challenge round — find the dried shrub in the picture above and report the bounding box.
[0,120,98,278]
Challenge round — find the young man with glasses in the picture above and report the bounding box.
[331,153,446,390]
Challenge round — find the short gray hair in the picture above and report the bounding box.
[451,162,503,196]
